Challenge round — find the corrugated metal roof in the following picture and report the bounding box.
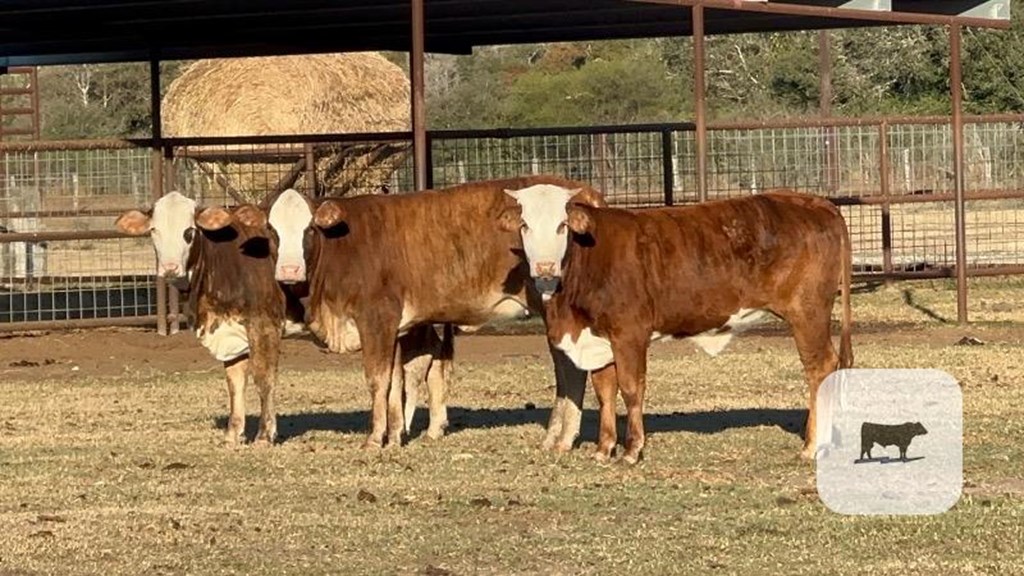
[0,0,1010,67]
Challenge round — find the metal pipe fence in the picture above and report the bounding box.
[2,114,1024,330]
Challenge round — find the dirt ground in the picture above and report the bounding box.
[1,279,1023,575]
[0,322,1017,383]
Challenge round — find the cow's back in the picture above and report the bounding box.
[311,176,599,326]
[564,192,846,336]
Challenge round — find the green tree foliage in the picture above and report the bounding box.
[964,10,1024,113]
[38,62,183,139]
[501,41,685,127]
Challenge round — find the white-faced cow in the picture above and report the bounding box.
[263,176,606,450]
[116,192,448,445]
[503,184,853,463]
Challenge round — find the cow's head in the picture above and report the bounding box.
[501,184,593,300]
[912,422,928,436]
[194,203,268,237]
[115,191,197,279]
[268,188,317,283]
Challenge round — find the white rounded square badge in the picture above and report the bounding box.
[815,369,963,515]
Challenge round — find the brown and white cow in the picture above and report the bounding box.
[503,184,853,463]
[263,176,606,450]
[116,192,448,445]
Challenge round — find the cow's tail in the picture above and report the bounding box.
[838,218,854,369]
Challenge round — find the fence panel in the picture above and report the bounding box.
[3,114,1024,330]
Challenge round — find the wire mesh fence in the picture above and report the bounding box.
[2,114,1024,329]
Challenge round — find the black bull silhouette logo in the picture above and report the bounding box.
[860,421,928,461]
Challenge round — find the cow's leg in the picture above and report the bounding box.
[249,321,280,446]
[386,345,406,447]
[611,335,649,465]
[399,326,448,439]
[401,352,424,438]
[427,324,454,440]
[591,364,618,462]
[357,311,400,450]
[223,356,248,445]
[785,308,841,460]
[543,344,587,452]
[424,354,450,440]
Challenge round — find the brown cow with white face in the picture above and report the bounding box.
[504,184,853,463]
[264,176,606,450]
[116,192,449,444]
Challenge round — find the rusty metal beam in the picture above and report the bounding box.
[0,229,136,243]
[630,0,1011,28]
[828,188,1024,206]
[693,3,707,203]
[0,315,158,333]
[149,58,167,336]
[411,0,428,192]
[951,24,968,324]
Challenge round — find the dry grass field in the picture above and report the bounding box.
[1,278,1024,575]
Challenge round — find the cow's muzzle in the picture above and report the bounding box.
[534,276,560,300]
[276,264,305,284]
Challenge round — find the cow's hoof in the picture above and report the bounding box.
[252,435,274,448]
[385,428,405,448]
[621,450,642,465]
[425,426,446,441]
[362,437,384,450]
[552,439,574,453]
[799,446,815,460]
[540,435,558,451]
[592,450,613,463]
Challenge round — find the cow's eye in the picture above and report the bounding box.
[183,227,195,243]
[557,221,567,234]
[302,228,314,252]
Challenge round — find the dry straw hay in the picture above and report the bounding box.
[162,53,411,201]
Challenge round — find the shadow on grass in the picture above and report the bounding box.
[854,455,925,464]
[902,288,952,324]
[215,406,806,444]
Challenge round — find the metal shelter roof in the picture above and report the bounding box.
[0,0,1010,67]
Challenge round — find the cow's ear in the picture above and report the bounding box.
[195,206,233,231]
[498,205,523,232]
[234,204,268,230]
[314,200,347,230]
[566,204,594,235]
[503,188,522,201]
[115,209,151,235]
[569,186,607,208]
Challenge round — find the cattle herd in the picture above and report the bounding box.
[116,175,852,463]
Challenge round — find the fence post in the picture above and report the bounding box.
[879,121,893,282]
[661,129,674,206]
[425,132,434,190]
[692,4,708,203]
[151,147,167,336]
[304,142,318,197]
[162,145,181,335]
[950,24,969,324]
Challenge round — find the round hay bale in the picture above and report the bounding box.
[162,53,411,201]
